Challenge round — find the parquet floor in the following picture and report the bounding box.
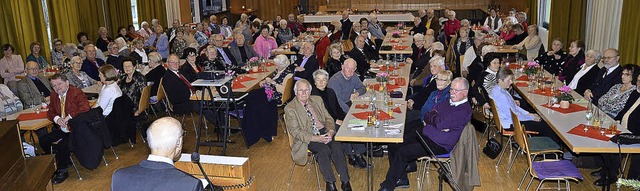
[50,113,631,191]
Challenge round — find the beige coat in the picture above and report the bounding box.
[284,95,335,165]
[450,123,481,191]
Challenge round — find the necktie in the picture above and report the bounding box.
[60,96,66,118]
[304,104,320,135]
[177,72,196,93]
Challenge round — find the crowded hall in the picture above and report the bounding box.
[3,0,640,191]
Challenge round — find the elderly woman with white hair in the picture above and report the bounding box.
[276,19,294,44]
[512,24,542,61]
[114,37,130,57]
[311,69,347,126]
[316,26,332,68]
[65,56,97,89]
[95,27,113,52]
[569,49,602,95]
[260,54,294,104]
[367,14,385,40]
[138,21,152,39]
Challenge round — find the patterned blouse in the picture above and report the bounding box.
[599,84,637,117]
[0,84,23,115]
[118,71,147,111]
[171,38,187,58]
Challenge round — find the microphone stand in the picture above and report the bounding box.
[194,88,222,191]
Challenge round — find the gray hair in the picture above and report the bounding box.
[425,34,435,43]
[147,117,183,152]
[452,77,469,90]
[432,42,444,50]
[62,43,78,56]
[273,54,290,67]
[586,49,603,62]
[279,19,287,25]
[294,79,311,92]
[312,69,329,80]
[430,56,445,67]
[413,33,425,41]
[148,52,163,63]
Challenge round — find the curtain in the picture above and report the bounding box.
[585,0,622,54]
[77,0,107,44]
[48,0,81,44]
[0,0,50,63]
[105,0,134,38]
[548,0,587,50]
[525,0,538,25]
[619,0,640,65]
[165,0,181,27]
[137,0,168,28]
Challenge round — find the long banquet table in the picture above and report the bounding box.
[512,70,640,154]
[303,13,415,23]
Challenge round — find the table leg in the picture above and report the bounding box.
[367,142,374,191]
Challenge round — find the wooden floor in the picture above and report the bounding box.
[49,113,630,191]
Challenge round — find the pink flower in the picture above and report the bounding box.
[559,86,572,93]
[249,57,259,62]
[526,61,539,67]
[397,23,403,27]
[376,72,389,78]
[393,31,400,35]
[225,70,235,76]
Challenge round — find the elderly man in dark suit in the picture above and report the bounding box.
[285,79,352,191]
[39,74,91,184]
[584,48,623,105]
[228,33,258,67]
[348,35,374,78]
[292,42,319,82]
[112,117,213,191]
[418,9,440,36]
[212,34,238,66]
[81,44,105,80]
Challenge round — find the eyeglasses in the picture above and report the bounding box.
[623,72,631,76]
[450,88,467,93]
[26,68,39,71]
[603,56,617,60]
[435,78,449,82]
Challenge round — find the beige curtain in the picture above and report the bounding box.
[165,0,181,27]
[0,0,50,62]
[585,0,622,53]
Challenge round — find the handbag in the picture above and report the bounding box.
[482,138,502,159]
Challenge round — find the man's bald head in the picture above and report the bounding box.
[147,117,184,160]
[26,61,39,77]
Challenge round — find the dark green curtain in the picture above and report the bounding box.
[77,0,107,43]
[0,0,50,62]
[525,0,538,25]
[105,0,134,38]
[619,0,640,65]
[48,0,81,44]
[548,0,586,49]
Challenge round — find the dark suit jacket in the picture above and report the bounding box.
[216,47,238,66]
[145,66,166,96]
[409,79,437,111]
[111,160,204,191]
[229,43,258,66]
[574,65,601,96]
[209,23,221,35]
[590,66,623,105]
[162,70,194,115]
[81,58,106,80]
[340,18,353,40]
[69,107,110,170]
[293,55,319,82]
[48,85,91,122]
[106,55,124,71]
[348,47,371,76]
[179,62,200,83]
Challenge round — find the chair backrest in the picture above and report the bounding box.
[156,78,166,103]
[137,86,152,114]
[459,55,465,77]
[488,98,503,131]
[283,114,294,149]
[511,110,526,152]
[160,81,174,113]
[279,76,295,107]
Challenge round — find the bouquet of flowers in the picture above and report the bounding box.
[392,31,401,38]
[376,72,389,82]
[248,57,260,67]
[556,86,574,103]
[524,61,540,76]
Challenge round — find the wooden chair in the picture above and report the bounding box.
[488,98,539,169]
[149,78,168,117]
[278,76,295,133]
[508,110,562,173]
[161,82,197,135]
[283,114,321,190]
[133,86,152,144]
[515,114,583,190]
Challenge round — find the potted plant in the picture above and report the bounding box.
[376,72,389,91]
[524,61,540,77]
[392,31,401,38]
[248,57,260,72]
[556,86,574,108]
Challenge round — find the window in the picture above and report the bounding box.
[539,0,552,29]
[42,0,52,50]
[131,0,139,30]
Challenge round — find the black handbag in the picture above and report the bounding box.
[610,133,640,145]
[483,138,502,159]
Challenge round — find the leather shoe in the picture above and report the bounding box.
[405,162,417,173]
[326,182,338,191]
[354,154,369,169]
[594,177,617,186]
[590,170,602,177]
[341,181,352,191]
[348,155,357,166]
[52,171,69,184]
[395,178,410,188]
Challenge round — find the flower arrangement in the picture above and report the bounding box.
[225,70,236,76]
[262,83,276,101]
[556,86,574,103]
[392,31,401,38]
[524,61,540,76]
[397,23,403,28]
[248,57,260,67]
[376,72,389,82]
[617,178,640,190]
